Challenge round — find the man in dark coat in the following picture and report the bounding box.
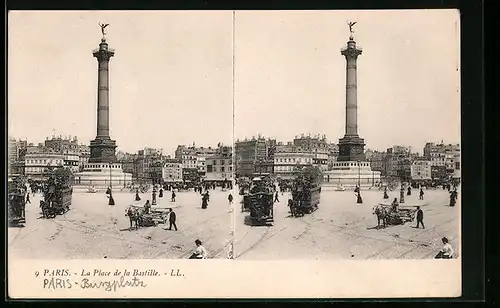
[449,189,458,206]
[168,208,178,231]
[171,191,176,202]
[415,206,425,229]
[202,195,208,209]
[419,188,424,200]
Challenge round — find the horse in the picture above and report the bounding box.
[372,205,388,229]
[126,207,142,230]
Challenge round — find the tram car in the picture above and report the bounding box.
[8,175,27,225]
[243,177,274,225]
[289,166,322,217]
[291,185,321,216]
[41,168,74,219]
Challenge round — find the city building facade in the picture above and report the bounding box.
[423,142,460,180]
[273,151,313,180]
[24,146,65,181]
[205,152,233,182]
[162,159,183,183]
[411,159,432,181]
[235,137,268,178]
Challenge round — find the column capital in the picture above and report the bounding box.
[341,48,362,59]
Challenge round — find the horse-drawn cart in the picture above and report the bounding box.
[373,203,419,228]
[385,205,417,225]
[127,205,170,228]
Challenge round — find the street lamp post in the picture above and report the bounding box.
[357,160,363,204]
[108,163,115,205]
[357,160,361,187]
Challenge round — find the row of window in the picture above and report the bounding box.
[333,162,370,167]
[85,164,121,169]
[275,166,300,172]
[26,159,63,165]
[211,160,232,165]
[24,167,79,173]
[274,158,312,164]
[206,166,233,173]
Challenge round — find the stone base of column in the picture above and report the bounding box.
[89,138,117,163]
[337,135,366,162]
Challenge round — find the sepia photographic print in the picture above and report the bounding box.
[7,9,462,298]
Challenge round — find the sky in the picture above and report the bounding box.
[8,11,233,155]
[234,10,461,154]
[9,10,460,156]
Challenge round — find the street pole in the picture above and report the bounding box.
[108,163,115,205]
[357,160,361,188]
[357,160,362,204]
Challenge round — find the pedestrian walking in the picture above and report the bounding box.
[228,193,233,204]
[356,191,363,204]
[288,199,295,217]
[407,186,411,196]
[419,188,424,200]
[135,188,141,201]
[159,188,163,198]
[383,187,389,199]
[415,206,425,229]
[399,187,405,203]
[435,237,454,259]
[449,189,458,207]
[171,191,176,202]
[26,193,31,204]
[202,195,208,209]
[274,191,279,203]
[168,208,178,231]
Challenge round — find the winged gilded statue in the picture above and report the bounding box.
[347,21,357,34]
[98,22,110,36]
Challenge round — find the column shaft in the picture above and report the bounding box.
[97,60,110,138]
[345,58,358,136]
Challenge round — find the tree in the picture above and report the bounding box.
[293,165,322,188]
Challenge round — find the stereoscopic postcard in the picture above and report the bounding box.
[7,9,461,298]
